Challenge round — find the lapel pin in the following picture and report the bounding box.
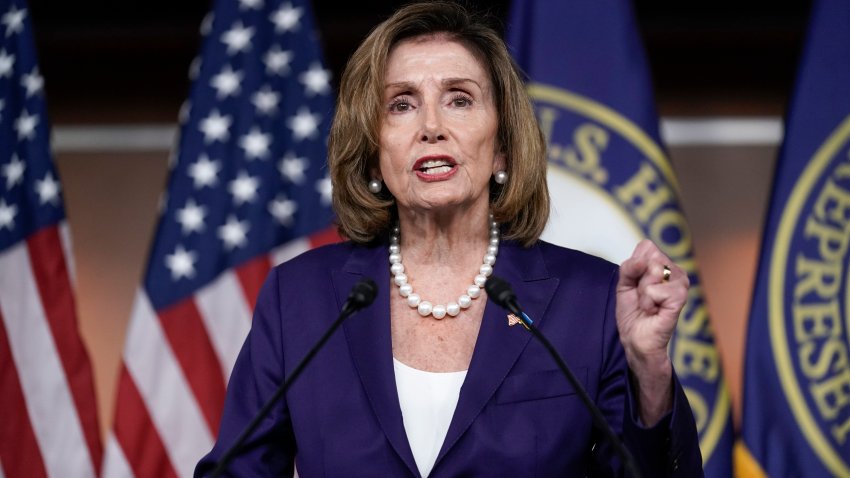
[507,313,531,330]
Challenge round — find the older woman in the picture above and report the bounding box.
[196,2,702,477]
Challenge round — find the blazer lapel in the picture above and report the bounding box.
[435,242,560,465]
[335,244,419,476]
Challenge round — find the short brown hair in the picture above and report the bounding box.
[328,1,549,246]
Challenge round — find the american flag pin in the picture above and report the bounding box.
[507,313,522,327]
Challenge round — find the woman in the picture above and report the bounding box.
[196,2,702,476]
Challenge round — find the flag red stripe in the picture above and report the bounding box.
[158,299,226,434]
[25,225,103,470]
[113,365,179,478]
[235,256,272,310]
[0,311,48,478]
[309,225,342,248]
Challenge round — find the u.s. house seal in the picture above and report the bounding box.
[529,82,731,465]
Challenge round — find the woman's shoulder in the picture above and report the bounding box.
[271,239,381,274]
[528,239,619,279]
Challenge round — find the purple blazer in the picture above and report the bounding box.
[196,240,703,477]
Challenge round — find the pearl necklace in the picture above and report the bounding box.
[389,216,499,319]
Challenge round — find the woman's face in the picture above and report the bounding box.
[377,35,504,216]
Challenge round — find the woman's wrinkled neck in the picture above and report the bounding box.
[395,202,493,262]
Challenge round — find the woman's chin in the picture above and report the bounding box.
[402,196,487,216]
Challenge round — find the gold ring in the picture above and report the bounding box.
[662,265,672,282]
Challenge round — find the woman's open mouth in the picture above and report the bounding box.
[413,156,458,181]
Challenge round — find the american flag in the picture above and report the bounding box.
[0,0,103,476]
[101,0,338,476]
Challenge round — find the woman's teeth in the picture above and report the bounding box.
[422,165,452,175]
[418,160,453,174]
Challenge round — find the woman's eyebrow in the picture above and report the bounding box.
[441,77,481,89]
[384,81,416,91]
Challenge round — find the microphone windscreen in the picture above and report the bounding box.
[349,278,378,308]
[484,275,514,308]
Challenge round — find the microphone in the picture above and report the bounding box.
[484,274,523,317]
[342,276,379,313]
[484,276,643,478]
[210,277,378,478]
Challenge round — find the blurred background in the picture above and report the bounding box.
[28,0,812,438]
[32,0,809,121]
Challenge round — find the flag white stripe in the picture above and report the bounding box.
[195,271,252,384]
[101,432,134,478]
[123,290,213,478]
[59,221,76,284]
[0,243,95,478]
[270,238,310,267]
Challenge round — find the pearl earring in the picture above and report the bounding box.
[494,170,507,185]
[368,178,383,193]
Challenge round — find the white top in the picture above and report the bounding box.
[393,358,467,478]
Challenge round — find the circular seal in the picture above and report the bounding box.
[528,82,731,464]
[769,113,850,476]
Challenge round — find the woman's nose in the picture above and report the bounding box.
[419,104,446,143]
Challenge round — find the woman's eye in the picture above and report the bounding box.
[451,95,473,107]
[389,98,412,112]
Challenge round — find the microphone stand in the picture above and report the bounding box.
[210,279,377,478]
[525,317,643,478]
[486,276,643,478]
